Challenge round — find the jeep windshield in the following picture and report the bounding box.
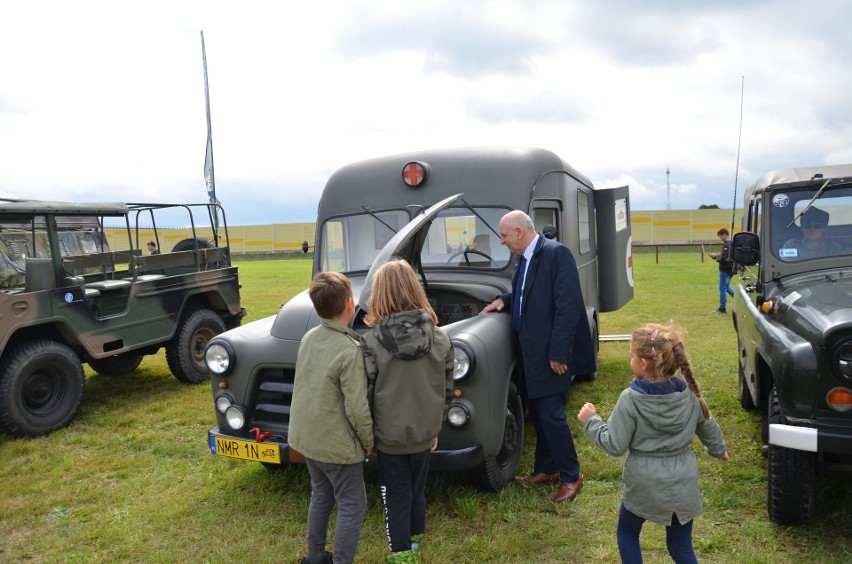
[319,206,512,274]
[771,185,852,262]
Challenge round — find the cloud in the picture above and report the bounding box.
[331,2,555,78]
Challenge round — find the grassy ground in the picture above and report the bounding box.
[0,253,849,562]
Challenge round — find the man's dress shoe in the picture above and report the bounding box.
[551,475,583,503]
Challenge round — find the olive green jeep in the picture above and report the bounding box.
[731,164,852,525]
[0,200,245,437]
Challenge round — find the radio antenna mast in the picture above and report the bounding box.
[730,76,745,232]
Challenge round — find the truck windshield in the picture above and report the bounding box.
[771,186,852,262]
[319,206,512,273]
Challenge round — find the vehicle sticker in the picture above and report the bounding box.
[779,248,798,258]
[64,292,74,303]
[772,194,790,207]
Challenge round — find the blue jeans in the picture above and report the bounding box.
[616,502,697,564]
[718,271,734,309]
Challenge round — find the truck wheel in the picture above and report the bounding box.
[471,383,524,492]
[88,353,144,376]
[166,308,227,384]
[767,386,815,525]
[738,362,756,410]
[0,340,85,437]
[171,237,215,252]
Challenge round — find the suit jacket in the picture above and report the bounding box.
[500,236,596,399]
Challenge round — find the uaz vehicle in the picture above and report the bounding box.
[206,147,633,491]
[731,163,852,525]
[0,200,244,437]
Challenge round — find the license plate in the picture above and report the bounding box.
[211,436,281,464]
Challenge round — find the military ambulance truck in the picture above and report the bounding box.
[206,147,633,491]
[731,163,852,525]
[0,200,245,437]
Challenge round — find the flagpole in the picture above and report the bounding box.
[201,30,219,237]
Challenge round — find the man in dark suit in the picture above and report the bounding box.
[481,210,595,502]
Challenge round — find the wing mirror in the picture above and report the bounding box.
[732,232,760,266]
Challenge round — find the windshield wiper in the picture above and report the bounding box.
[361,206,398,234]
[787,178,831,229]
[459,197,501,238]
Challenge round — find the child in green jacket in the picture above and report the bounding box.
[361,260,454,564]
[578,322,729,564]
[289,272,375,564]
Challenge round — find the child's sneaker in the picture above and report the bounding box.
[386,548,421,563]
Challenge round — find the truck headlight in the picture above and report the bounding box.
[224,405,248,431]
[206,341,234,375]
[452,342,475,381]
[447,403,470,428]
[215,392,234,414]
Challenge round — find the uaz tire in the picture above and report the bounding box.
[767,386,816,525]
[0,340,85,437]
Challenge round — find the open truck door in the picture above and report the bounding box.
[595,185,633,312]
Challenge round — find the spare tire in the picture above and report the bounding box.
[171,237,215,252]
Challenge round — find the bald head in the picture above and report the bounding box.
[499,210,537,254]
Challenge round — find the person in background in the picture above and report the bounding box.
[147,241,161,255]
[289,272,375,564]
[481,210,594,503]
[361,259,453,564]
[707,228,734,314]
[578,322,729,564]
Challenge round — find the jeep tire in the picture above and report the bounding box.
[167,308,227,384]
[767,386,816,525]
[171,237,215,253]
[471,382,524,491]
[88,353,144,376]
[0,340,85,437]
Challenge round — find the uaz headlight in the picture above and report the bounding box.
[831,340,852,382]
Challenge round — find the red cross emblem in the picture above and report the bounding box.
[402,162,427,187]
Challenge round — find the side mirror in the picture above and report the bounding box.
[732,232,760,266]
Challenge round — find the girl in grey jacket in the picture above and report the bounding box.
[578,323,729,564]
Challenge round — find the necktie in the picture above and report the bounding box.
[511,255,526,332]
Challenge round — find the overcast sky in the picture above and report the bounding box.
[2,1,852,225]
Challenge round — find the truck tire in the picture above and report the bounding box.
[166,308,227,384]
[738,362,756,410]
[171,237,215,252]
[88,353,144,376]
[767,386,816,525]
[471,383,524,492]
[0,340,85,437]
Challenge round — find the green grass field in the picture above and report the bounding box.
[0,253,849,562]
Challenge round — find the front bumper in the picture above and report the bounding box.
[769,423,851,454]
